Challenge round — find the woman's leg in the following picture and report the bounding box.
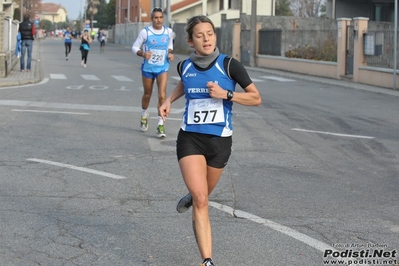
[179,155,224,260]
[84,50,89,64]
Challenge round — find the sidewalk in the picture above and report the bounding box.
[0,40,41,87]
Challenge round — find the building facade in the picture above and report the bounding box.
[1,0,15,17]
[115,0,151,24]
[115,0,276,27]
[326,0,396,22]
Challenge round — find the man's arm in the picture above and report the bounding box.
[132,29,147,56]
[167,28,174,52]
[32,26,36,38]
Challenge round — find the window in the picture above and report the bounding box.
[372,2,395,22]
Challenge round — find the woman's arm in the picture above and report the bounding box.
[207,81,261,106]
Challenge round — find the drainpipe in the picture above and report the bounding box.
[250,0,256,67]
[9,18,12,67]
[118,0,121,24]
[128,0,130,22]
[271,0,274,16]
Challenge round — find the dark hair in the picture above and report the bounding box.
[185,15,215,41]
[151,7,163,18]
[23,13,30,20]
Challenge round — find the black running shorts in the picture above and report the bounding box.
[176,129,232,169]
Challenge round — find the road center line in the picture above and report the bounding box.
[27,158,126,179]
[13,109,90,115]
[292,128,375,139]
[209,201,358,265]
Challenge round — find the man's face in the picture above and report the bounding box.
[151,11,164,30]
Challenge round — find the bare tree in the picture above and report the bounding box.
[290,0,325,17]
[15,0,42,18]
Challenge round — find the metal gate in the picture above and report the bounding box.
[346,25,354,75]
[240,30,251,66]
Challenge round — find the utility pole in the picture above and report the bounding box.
[166,0,171,27]
[394,0,398,90]
[250,0,257,67]
[20,0,23,21]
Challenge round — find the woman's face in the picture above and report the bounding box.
[188,22,216,56]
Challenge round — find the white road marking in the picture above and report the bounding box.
[250,78,265,82]
[172,75,265,83]
[12,109,90,115]
[27,158,126,179]
[209,201,357,265]
[81,75,100,81]
[112,75,134,82]
[292,128,375,139]
[50,74,67,79]
[261,76,296,82]
[0,100,185,114]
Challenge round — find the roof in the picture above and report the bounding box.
[171,0,200,12]
[40,3,67,15]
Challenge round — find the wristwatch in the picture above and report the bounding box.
[226,90,234,101]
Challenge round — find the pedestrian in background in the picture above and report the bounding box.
[132,7,174,138]
[80,29,92,68]
[159,15,261,266]
[64,26,72,60]
[99,29,106,53]
[19,13,36,72]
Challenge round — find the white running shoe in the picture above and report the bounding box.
[140,113,149,131]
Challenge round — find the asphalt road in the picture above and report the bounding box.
[0,39,398,266]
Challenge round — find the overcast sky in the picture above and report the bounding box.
[46,0,109,21]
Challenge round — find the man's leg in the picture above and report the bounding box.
[155,71,168,137]
[26,40,33,70]
[141,76,154,110]
[20,41,26,71]
[140,75,154,131]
